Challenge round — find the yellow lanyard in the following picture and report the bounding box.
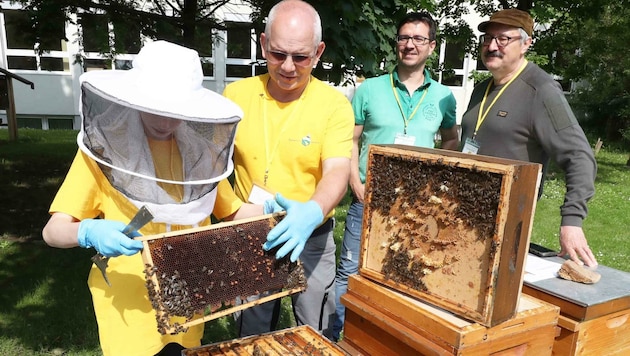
[148,137,184,202]
[474,60,528,138]
[390,73,429,134]
[261,83,305,186]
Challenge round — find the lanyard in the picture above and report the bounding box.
[390,73,429,134]
[474,60,528,138]
[261,84,305,186]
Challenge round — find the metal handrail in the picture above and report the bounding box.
[0,67,35,89]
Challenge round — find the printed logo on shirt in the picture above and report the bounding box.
[497,110,508,118]
[422,104,438,121]
[289,134,320,146]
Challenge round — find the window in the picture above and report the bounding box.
[227,23,253,59]
[40,57,65,72]
[4,9,67,71]
[112,18,142,54]
[476,56,487,71]
[47,118,74,130]
[441,41,465,87]
[225,22,260,78]
[201,61,215,77]
[79,13,110,53]
[227,65,253,78]
[5,10,32,50]
[79,13,142,55]
[194,26,214,76]
[79,12,144,71]
[114,60,133,70]
[17,117,42,129]
[84,59,111,72]
[0,78,9,109]
[7,56,37,70]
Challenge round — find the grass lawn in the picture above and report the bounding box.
[1,128,629,355]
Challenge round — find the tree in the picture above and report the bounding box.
[9,0,440,83]
[532,1,630,142]
[7,0,629,142]
[7,0,486,82]
[247,0,439,84]
[10,0,233,56]
[449,0,630,143]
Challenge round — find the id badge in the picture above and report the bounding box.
[394,133,416,146]
[462,137,480,154]
[248,183,274,204]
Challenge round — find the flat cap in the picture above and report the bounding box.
[478,8,534,37]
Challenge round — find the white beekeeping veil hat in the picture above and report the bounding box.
[77,40,243,226]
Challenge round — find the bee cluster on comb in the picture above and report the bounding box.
[367,152,502,291]
[360,145,542,326]
[140,214,307,334]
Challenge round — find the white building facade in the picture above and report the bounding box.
[0,1,486,129]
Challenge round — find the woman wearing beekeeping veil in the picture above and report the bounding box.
[42,40,262,356]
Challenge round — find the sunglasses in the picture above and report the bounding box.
[266,50,314,67]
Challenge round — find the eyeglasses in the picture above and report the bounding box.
[396,35,431,46]
[480,34,522,48]
[266,50,314,67]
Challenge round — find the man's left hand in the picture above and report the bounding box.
[558,225,598,267]
[263,193,324,262]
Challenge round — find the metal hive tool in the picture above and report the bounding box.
[138,213,306,335]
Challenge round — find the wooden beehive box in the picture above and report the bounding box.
[360,145,542,326]
[552,310,630,355]
[182,325,347,355]
[340,275,559,355]
[523,257,630,355]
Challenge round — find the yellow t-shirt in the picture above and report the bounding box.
[148,136,184,201]
[214,74,353,220]
[49,151,206,356]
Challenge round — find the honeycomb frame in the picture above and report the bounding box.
[183,325,346,355]
[138,213,306,334]
[360,145,542,327]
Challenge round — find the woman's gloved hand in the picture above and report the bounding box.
[263,198,285,214]
[263,193,324,262]
[78,219,143,257]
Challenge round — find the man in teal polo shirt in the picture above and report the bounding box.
[332,11,459,341]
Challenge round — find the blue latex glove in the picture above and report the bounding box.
[263,193,324,262]
[263,198,285,214]
[78,219,144,257]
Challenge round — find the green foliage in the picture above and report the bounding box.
[468,70,492,85]
[247,0,434,84]
[532,2,630,143]
[12,0,225,56]
[11,0,630,132]
[464,0,630,144]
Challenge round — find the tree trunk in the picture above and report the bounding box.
[181,0,198,48]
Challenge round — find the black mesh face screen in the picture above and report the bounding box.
[142,214,306,334]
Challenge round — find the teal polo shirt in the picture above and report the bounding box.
[352,68,457,183]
